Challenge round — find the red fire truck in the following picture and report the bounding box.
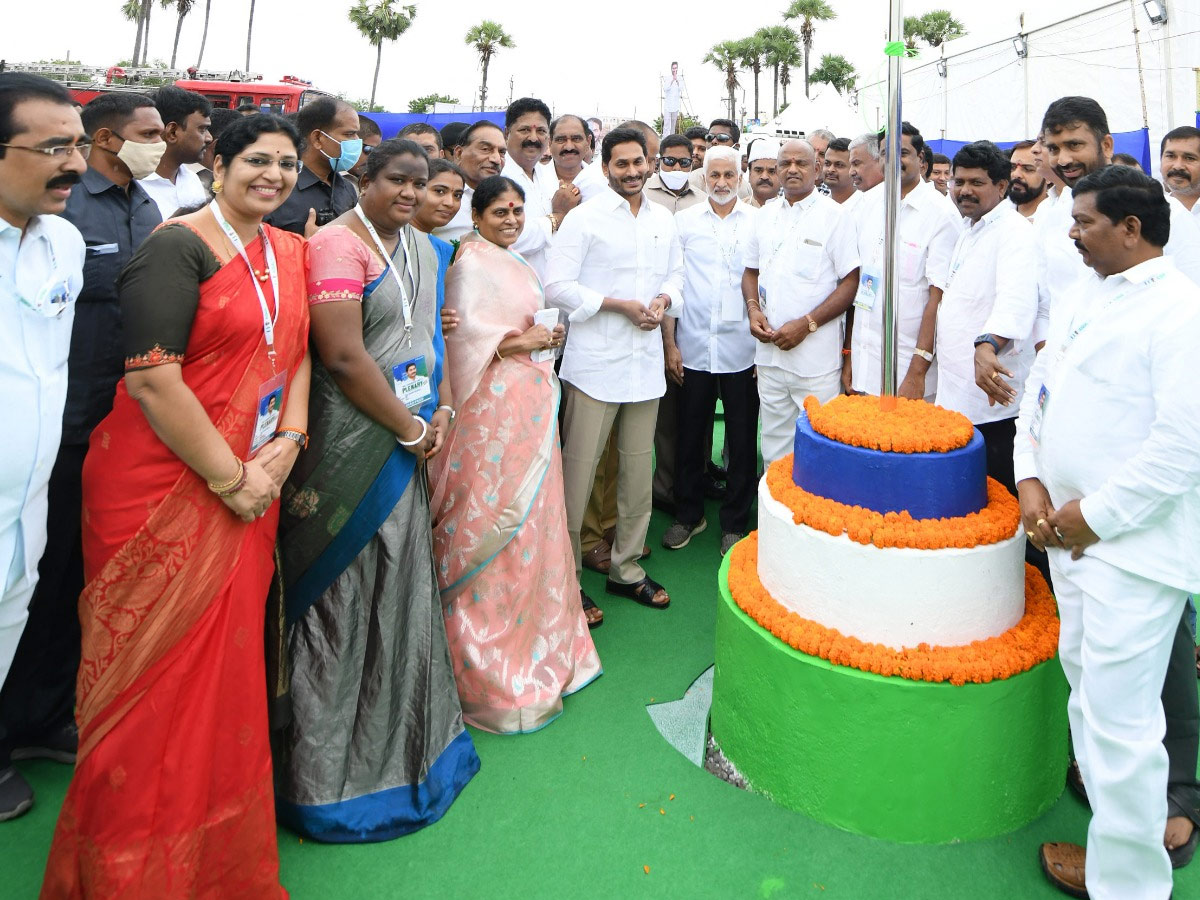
[9,63,332,113]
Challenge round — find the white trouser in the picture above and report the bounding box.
[1051,549,1186,900]
[0,539,37,690]
[756,365,841,463]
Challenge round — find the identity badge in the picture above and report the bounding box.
[20,275,74,318]
[854,267,881,312]
[1028,383,1050,448]
[394,356,433,411]
[251,371,287,454]
[758,284,768,313]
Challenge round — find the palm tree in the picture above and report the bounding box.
[245,0,256,70]
[349,0,417,111]
[194,0,212,68]
[776,39,803,108]
[784,0,837,99]
[703,40,741,122]
[123,0,153,66]
[465,20,515,112]
[757,24,798,118]
[163,0,194,69]
[905,10,966,49]
[736,34,767,121]
[809,53,856,95]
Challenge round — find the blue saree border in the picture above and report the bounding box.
[275,729,480,843]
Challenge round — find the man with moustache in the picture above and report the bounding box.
[0,73,86,819]
[550,114,607,202]
[1007,140,1049,219]
[1020,165,1200,900]
[746,138,780,207]
[663,146,759,557]
[686,125,708,172]
[846,133,883,217]
[433,120,507,242]
[808,128,834,193]
[1013,96,1200,894]
[1160,125,1200,218]
[546,127,683,615]
[742,138,859,462]
[930,153,951,195]
[500,97,580,279]
[935,140,1038,493]
[823,137,856,205]
[690,120,751,200]
[0,91,164,820]
[266,96,360,236]
[845,122,961,403]
[140,85,210,220]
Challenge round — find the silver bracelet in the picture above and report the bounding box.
[397,417,428,447]
[436,404,456,424]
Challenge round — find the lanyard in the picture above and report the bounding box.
[766,198,808,267]
[1057,271,1166,362]
[706,208,742,287]
[209,200,279,369]
[353,205,417,348]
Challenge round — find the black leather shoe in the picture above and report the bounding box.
[1170,821,1200,869]
[0,767,33,822]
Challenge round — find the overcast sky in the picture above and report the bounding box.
[4,0,1113,120]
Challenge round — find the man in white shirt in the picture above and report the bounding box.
[0,73,87,819]
[662,147,758,557]
[549,115,607,202]
[742,138,859,462]
[935,140,1038,493]
[848,133,884,194]
[929,153,952,196]
[1017,166,1200,900]
[545,127,684,612]
[822,137,856,206]
[499,97,580,280]
[663,62,682,135]
[1160,125,1200,218]
[845,122,961,402]
[434,121,506,242]
[140,85,210,220]
[745,137,780,208]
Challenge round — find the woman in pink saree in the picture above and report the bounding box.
[429,176,600,734]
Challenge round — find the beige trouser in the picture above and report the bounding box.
[562,384,659,585]
[580,429,619,553]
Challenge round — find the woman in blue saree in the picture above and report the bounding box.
[274,140,478,842]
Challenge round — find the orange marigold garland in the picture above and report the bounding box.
[727,533,1059,686]
[803,394,974,454]
[766,457,1020,550]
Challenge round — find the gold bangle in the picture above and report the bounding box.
[207,459,245,494]
[494,347,504,362]
[745,299,760,310]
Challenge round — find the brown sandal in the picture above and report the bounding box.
[581,590,603,628]
[582,541,612,574]
[1038,842,1088,899]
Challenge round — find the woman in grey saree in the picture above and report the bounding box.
[275,141,478,842]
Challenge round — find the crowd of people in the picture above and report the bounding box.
[2,67,1200,899]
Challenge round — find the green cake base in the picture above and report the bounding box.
[711,550,1069,844]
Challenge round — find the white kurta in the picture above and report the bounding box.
[850,179,962,396]
[0,213,84,683]
[139,164,208,221]
[934,202,1038,425]
[502,157,559,281]
[544,188,684,404]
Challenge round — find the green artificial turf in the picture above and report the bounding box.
[5,482,1199,898]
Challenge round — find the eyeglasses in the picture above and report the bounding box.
[706,133,735,144]
[658,155,693,169]
[0,142,91,159]
[238,155,302,172]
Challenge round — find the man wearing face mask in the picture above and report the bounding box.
[0,91,163,820]
[0,73,86,820]
[646,134,705,214]
[140,85,211,220]
[265,97,360,236]
[501,97,579,280]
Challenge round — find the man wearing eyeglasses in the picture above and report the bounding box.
[0,73,86,821]
[0,90,164,823]
[1007,140,1049,219]
[265,96,360,236]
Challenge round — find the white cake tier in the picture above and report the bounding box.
[757,479,1026,651]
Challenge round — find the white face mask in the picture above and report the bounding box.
[119,138,168,180]
[659,169,690,191]
[709,186,737,206]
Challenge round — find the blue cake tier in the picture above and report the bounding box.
[791,411,987,519]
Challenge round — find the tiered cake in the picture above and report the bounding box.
[710,395,1067,844]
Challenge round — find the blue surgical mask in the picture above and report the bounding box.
[320,131,363,173]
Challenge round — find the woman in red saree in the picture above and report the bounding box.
[41,115,311,899]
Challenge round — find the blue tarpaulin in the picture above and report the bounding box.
[928,128,1151,174]
[363,111,505,139]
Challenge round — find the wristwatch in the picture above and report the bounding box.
[804,314,819,333]
[274,428,309,451]
[973,333,1002,354]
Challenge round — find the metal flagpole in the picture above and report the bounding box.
[880,0,904,406]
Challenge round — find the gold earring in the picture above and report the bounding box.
[212,180,223,194]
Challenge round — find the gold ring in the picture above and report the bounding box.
[1026,531,1037,540]
[1036,518,1047,528]
[992,372,1003,380]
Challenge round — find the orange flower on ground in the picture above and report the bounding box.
[803,394,974,454]
[766,457,1020,550]
[727,533,1059,686]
